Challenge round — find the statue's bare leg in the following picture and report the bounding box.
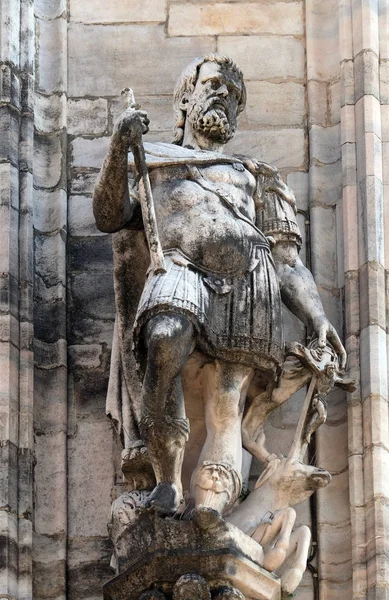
[140,312,195,515]
[280,525,311,594]
[191,360,254,514]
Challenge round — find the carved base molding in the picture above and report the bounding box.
[104,507,280,600]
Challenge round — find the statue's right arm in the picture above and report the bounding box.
[93,110,149,233]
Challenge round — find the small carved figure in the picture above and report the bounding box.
[93,54,347,519]
[227,441,331,594]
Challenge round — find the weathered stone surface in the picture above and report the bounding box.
[34,188,67,234]
[34,296,66,344]
[359,262,386,329]
[34,339,67,369]
[358,175,384,265]
[70,0,166,23]
[68,344,102,370]
[227,128,305,169]
[310,206,337,288]
[357,133,382,182]
[0,204,19,280]
[0,106,20,166]
[68,420,113,537]
[33,432,68,535]
[307,80,327,126]
[168,3,303,37]
[36,17,67,94]
[68,24,214,97]
[67,536,113,600]
[342,143,357,187]
[341,105,356,144]
[68,195,105,237]
[70,136,110,169]
[69,272,115,321]
[0,162,19,210]
[363,395,389,450]
[0,0,20,66]
[381,105,389,141]
[355,95,381,140]
[306,0,340,80]
[32,550,66,600]
[68,98,108,136]
[35,92,66,133]
[218,36,304,80]
[0,63,21,108]
[329,79,341,124]
[310,163,342,207]
[360,325,387,400]
[34,366,67,434]
[0,511,18,597]
[310,125,341,165]
[70,170,99,195]
[35,0,65,19]
[34,132,63,189]
[68,237,113,272]
[341,59,355,106]
[354,50,379,102]
[381,59,389,104]
[241,81,305,128]
[352,1,379,57]
[68,315,114,348]
[35,233,66,288]
[287,171,309,211]
[0,442,18,512]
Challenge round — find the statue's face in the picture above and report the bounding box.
[186,61,243,144]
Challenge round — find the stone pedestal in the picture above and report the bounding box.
[103,508,280,600]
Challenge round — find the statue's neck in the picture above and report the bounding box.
[182,124,225,153]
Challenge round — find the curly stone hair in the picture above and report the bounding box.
[172,54,247,146]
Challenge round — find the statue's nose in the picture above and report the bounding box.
[216,84,228,97]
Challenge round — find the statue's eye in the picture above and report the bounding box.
[203,77,221,89]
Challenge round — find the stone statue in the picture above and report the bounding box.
[93,54,351,598]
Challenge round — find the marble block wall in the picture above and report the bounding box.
[0,1,387,599]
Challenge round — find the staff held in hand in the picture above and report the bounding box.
[121,87,166,274]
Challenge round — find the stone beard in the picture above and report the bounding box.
[186,95,237,143]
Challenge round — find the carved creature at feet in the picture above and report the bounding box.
[142,482,184,516]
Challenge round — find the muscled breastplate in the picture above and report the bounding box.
[148,163,270,277]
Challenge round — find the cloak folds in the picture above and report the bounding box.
[105,142,302,455]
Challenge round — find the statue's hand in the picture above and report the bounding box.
[312,315,347,370]
[113,109,150,149]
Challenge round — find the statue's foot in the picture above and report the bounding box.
[281,567,304,595]
[143,482,183,516]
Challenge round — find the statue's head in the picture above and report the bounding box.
[173,54,246,146]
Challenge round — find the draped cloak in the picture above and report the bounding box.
[105,142,302,455]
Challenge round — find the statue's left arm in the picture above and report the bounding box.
[272,242,346,368]
[252,162,346,369]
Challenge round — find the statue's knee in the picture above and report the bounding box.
[146,314,192,365]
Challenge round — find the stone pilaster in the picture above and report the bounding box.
[32,0,68,598]
[305,2,353,599]
[0,0,35,598]
[340,0,389,599]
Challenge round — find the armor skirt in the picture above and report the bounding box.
[134,249,283,377]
